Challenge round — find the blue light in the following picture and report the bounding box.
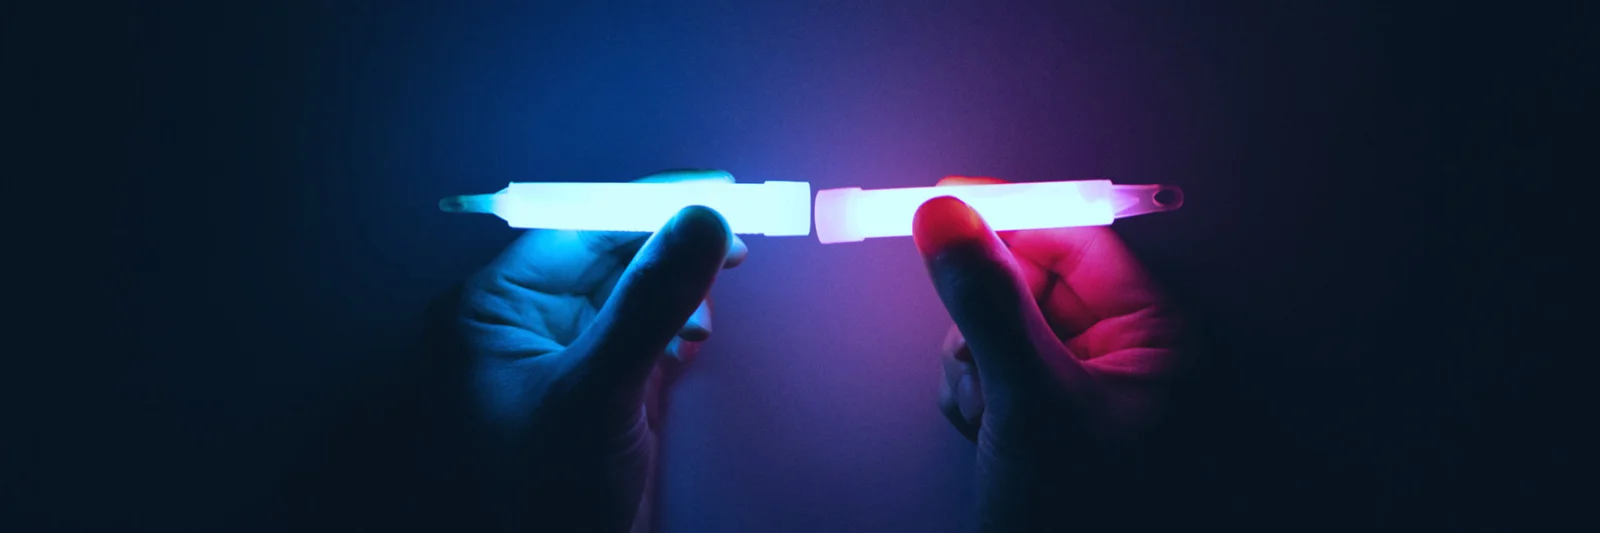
[443,181,813,236]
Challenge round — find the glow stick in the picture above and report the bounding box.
[441,181,813,236]
[813,180,1183,244]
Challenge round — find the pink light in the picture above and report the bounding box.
[813,180,1183,244]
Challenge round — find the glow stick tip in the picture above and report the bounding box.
[1109,184,1184,218]
[439,194,496,214]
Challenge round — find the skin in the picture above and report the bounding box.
[915,177,1189,531]
[423,170,746,533]
[416,171,1184,532]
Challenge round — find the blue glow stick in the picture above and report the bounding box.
[813,180,1183,244]
[441,181,813,236]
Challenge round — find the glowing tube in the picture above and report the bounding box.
[441,181,813,236]
[813,180,1184,244]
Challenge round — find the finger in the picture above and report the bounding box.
[665,336,704,365]
[934,177,1056,303]
[912,196,1087,397]
[935,176,1171,349]
[939,382,980,441]
[668,297,713,363]
[490,171,740,294]
[678,299,712,343]
[598,281,715,359]
[564,205,731,406]
[725,234,748,268]
[635,169,735,184]
[942,326,985,420]
[939,325,984,441]
[644,359,669,432]
[583,171,748,308]
[636,171,746,269]
[588,239,742,311]
[585,169,737,259]
[936,175,1008,186]
[933,176,1179,372]
[942,323,972,363]
[578,169,739,265]
[936,176,1019,243]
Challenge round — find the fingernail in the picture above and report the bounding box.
[728,234,749,264]
[956,374,982,420]
[670,337,701,364]
[913,196,990,256]
[679,301,712,342]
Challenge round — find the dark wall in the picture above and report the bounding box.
[10,1,1582,531]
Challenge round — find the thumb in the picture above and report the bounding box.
[565,205,731,404]
[913,196,1081,399]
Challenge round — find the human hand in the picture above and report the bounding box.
[916,177,1189,531]
[423,170,746,533]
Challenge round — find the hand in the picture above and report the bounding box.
[916,177,1189,531]
[422,170,747,533]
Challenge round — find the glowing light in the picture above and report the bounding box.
[813,180,1184,244]
[441,181,813,236]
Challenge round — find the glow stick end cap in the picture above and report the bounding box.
[439,194,496,214]
[814,187,863,244]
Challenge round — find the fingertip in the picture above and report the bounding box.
[955,374,983,422]
[937,176,1009,187]
[914,197,1064,394]
[913,196,992,257]
[665,336,703,364]
[668,205,733,258]
[570,207,725,394]
[678,300,713,342]
[675,204,729,230]
[941,325,973,362]
[725,234,749,268]
[691,169,735,183]
[677,323,711,343]
[639,169,736,183]
[664,337,683,362]
[953,341,973,363]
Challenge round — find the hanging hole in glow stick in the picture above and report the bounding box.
[812,179,1184,244]
[440,180,814,237]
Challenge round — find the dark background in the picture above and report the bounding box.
[8,0,1584,531]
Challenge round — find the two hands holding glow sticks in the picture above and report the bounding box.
[423,170,1188,532]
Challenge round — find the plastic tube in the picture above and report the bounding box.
[813,180,1183,244]
[441,181,813,236]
